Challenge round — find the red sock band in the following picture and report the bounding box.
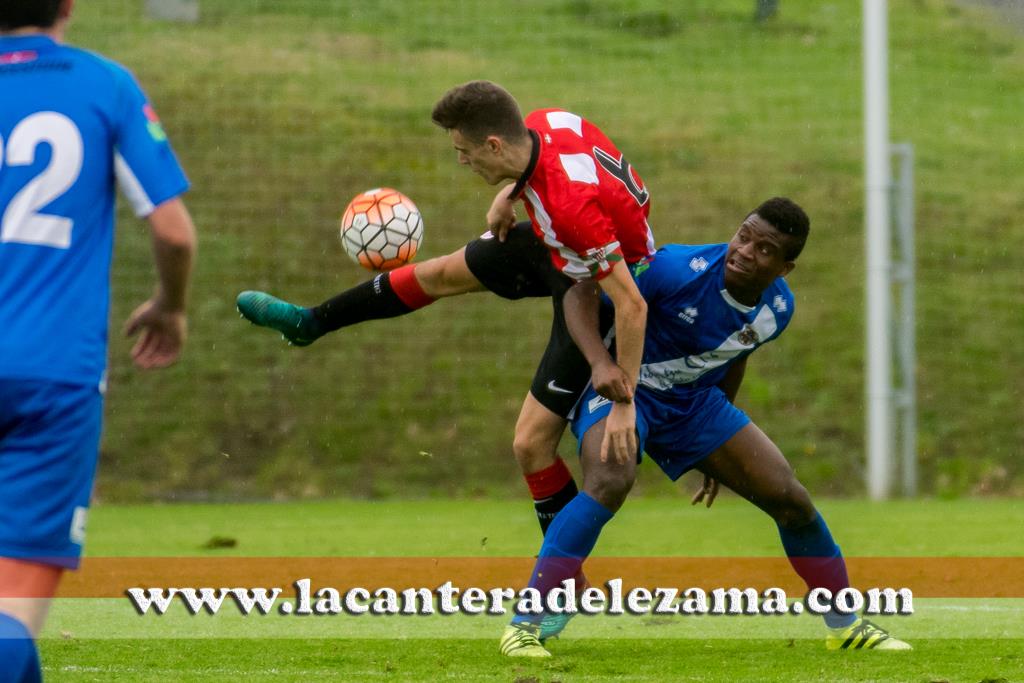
[388,265,435,310]
[524,458,573,500]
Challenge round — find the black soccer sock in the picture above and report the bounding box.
[311,267,432,333]
[525,458,579,535]
[534,479,579,535]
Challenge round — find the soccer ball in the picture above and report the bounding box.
[339,188,424,271]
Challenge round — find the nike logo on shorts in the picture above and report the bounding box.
[546,380,574,395]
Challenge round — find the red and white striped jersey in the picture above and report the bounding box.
[509,108,655,281]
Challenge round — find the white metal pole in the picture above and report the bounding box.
[864,0,894,500]
[894,144,917,496]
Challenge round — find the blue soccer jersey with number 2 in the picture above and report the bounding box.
[0,35,188,388]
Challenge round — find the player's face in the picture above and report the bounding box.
[724,214,795,295]
[449,129,505,185]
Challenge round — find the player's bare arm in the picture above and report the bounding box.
[124,198,197,370]
[562,280,633,402]
[595,263,647,465]
[717,355,748,403]
[485,184,518,241]
[692,356,748,508]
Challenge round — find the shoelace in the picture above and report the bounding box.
[842,619,890,649]
[505,625,540,650]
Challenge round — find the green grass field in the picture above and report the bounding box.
[39,498,1024,681]
[62,0,1024,501]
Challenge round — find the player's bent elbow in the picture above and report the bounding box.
[618,293,647,325]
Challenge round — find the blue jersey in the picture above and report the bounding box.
[572,243,794,479]
[0,35,188,387]
[634,243,794,397]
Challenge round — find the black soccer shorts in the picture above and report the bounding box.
[464,222,611,418]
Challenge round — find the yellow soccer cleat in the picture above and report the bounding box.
[826,618,912,650]
[499,623,552,658]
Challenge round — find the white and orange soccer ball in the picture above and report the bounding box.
[339,188,424,271]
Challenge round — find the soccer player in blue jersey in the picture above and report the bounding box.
[500,198,910,656]
[0,2,197,680]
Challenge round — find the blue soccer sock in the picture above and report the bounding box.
[0,612,42,683]
[777,511,857,629]
[512,492,614,626]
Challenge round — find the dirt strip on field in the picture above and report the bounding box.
[34,556,1024,598]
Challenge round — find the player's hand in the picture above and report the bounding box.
[600,401,638,466]
[123,295,187,370]
[691,474,719,508]
[486,185,517,242]
[592,359,633,403]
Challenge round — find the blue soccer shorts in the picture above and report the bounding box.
[571,383,750,481]
[0,379,103,569]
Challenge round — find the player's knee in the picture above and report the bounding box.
[511,434,556,474]
[584,467,635,513]
[414,252,476,298]
[770,479,816,529]
[409,256,447,296]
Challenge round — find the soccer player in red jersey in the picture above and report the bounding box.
[238,82,651,571]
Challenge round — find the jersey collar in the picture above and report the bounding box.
[719,287,756,313]
[0,34,57,51]
[507,129,541,200]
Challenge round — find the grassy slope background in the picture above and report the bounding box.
[68,0,1023,500]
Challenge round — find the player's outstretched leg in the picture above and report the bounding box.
[779,513,912,651]
[499,622,551,658]
[237,253,486,346]
[694,423,911,651]
[826,618,912,650]
[236,291,323,346]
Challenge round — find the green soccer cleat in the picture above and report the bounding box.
[236,291,321,347]
[826,618,912,650]
[499,623,551,658]
[538,611,575,643]
[538,569,589,641]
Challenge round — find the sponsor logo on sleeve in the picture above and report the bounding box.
[584,244,623,276]
[143,104,168,142]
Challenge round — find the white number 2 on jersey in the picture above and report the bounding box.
[0,111,84,249]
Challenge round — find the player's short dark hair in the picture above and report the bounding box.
[752,197,809,260]
[431,80,529,144]
[0,0,63,30]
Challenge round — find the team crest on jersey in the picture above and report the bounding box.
[678,306,698,324]
[737,324,760,346]
[773,295,788,313]
[689,256,709,272]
